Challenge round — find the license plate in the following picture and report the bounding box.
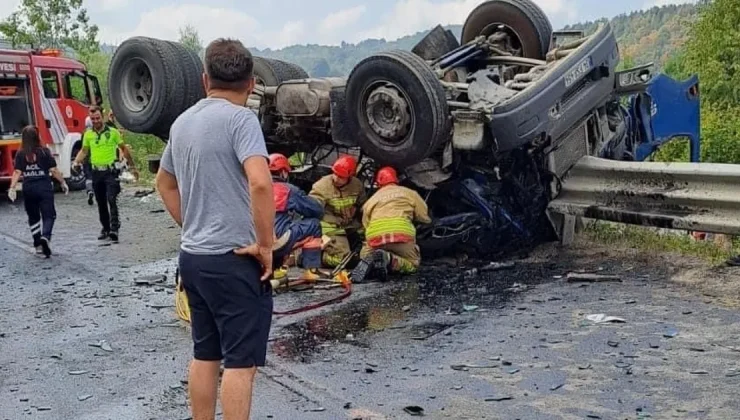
[564,56,593,88]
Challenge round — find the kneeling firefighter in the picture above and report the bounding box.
[351,167,431,282]
[309,155,366,267]
[269,153,325,280]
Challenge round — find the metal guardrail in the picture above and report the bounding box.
[548,156,740,236]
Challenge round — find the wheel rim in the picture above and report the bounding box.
[120,58,153,113]
[363,82,413,146]
[478,23,524,56]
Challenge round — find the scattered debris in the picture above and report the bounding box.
[586,314,626,324]
[663,329,679,339]
[607,341,620,348]
[462,305,479,312]
[566,273,621,283]
[690,370,709,375]
[89,340,114,352]
[505,283,528,293]
[403,406,424,416]
[68,370,88,376]
[77,395,93,401]
[450,363,498,371]
[485,395,513,402]
[550,383,564,391]
[134,275,166,286]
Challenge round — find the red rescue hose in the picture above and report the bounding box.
[272,281,352,316]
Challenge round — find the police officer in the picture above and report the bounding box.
[7,125,69,257]
[72,106,138,243]
[82,112,119,206]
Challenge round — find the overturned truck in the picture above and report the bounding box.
[108,0,700,257]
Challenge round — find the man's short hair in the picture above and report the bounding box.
[89,105,102,115]
[204,38,254,91]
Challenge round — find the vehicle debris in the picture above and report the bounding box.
[586,314,626,324]
[403,405,424,416]
[566,273,621,283]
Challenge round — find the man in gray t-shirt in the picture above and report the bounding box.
[156,38,275,420]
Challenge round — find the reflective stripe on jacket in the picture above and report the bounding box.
[361,184,431,247]
[309,174,366,235]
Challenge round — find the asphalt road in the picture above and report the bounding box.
[1,188,740,420]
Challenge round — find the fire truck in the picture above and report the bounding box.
[0,48,103,192]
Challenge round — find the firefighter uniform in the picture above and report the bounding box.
[81,125,125,241]
[269,154,324,277]
[309,155,366,267]
[357,167,431,278]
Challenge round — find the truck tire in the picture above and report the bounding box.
[461,0,552,60]
[108,37,203,140]
[253,57,308,87]
[345,50,451,168]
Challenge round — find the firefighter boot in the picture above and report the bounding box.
[371,250,391,282]
[350,257,372,284]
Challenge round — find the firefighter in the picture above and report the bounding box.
[351,166,431,282]
[309,155,366,267]
[72,105,138,243]
[269,153,324,280]
[7,125,69,257]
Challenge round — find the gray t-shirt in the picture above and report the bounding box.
[160,98,268,255]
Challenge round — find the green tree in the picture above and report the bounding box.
[0,0,99,54]
[680,0,740,107]
[178,24,203,57]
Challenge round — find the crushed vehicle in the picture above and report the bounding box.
[107,0,701,257]
[0,48,104,192]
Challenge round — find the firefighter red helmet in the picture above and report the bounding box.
[376,167,398,187]
[268,153,291,173]
[332,155,357,178]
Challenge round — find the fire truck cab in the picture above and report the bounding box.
[0,48,103,192]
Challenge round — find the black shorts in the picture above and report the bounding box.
[178,250,273,368]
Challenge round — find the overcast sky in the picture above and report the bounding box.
[0,0,699,49]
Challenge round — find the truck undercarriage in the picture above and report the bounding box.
[108,0,703,258]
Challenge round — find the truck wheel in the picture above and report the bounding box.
[461,0,552,60]
[108,37,203,140]
[253,57,308,87]
[345,50,450,168]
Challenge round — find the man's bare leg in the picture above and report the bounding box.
[220,367,257,419]
[189,359,221,420]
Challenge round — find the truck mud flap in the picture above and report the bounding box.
[548,156,740,236]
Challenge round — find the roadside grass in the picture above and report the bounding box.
[123,132,164,186]
[583,220,737,265]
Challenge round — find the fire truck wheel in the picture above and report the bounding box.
[65,144,86,191]
[109,37,204,139]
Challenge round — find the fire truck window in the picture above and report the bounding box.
[64,72,90,104]
[41,71,59,99]
[0,78,33,135]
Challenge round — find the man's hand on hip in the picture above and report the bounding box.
[234,244,273,281]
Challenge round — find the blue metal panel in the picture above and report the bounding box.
[634,74,701,162]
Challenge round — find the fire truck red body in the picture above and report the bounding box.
[0,48,102,191]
